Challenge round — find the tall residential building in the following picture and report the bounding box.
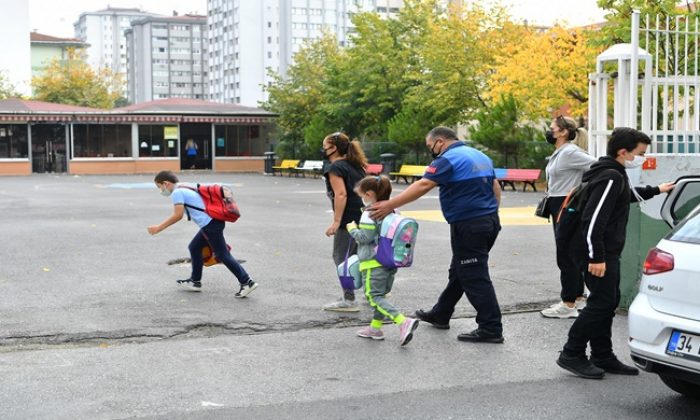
[74,7,160,89]
[207,0,405,106]
[0,0,30,96]
[125,15,209,104]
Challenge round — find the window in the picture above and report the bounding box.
[214,125,262,156]
[72,124,131,158]
[138,125,178,158]
[0,124,29,158]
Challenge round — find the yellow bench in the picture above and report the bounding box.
[389,164,427,184]
[271,159,300,176]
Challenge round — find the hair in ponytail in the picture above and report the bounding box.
[355,175,392,201]
[573,127,589,151]
[323,132,368,169]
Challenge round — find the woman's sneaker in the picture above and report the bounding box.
[235,280,258,298]
[541,302,578,318]
[176,278,201,292]
[356,326,384,340]
[575,297,587,310]
[323,299,360,312]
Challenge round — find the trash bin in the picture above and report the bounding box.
[264,151,276,174]
[379,153,396,174]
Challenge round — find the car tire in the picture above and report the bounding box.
[659,374,700,399]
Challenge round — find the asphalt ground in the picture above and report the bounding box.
[3,173,697,419]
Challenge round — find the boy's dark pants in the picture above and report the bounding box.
[563,256,621,359]
[189,219,250,284]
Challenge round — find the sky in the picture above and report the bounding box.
[28,0,608,38]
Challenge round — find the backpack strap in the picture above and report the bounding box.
[176,185,206,221]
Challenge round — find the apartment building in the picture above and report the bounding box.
[207,0,405,107]
[125,15,208,104]
[74,7,160,87]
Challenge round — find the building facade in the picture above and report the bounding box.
[125,15,209,104]
[30,32,89,80]
[0,0,31,96]
[207,0,405,106]
[0,98,276,176]
[74,7,160,91]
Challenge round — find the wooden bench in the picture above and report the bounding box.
[294,160,324,178]
[496,168,542,192]
[389,164,428,184]
[271,159,300,176]
[365,163,383,175]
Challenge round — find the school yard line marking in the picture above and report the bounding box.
[401,207,550,226]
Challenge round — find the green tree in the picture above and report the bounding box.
[468,95,540,168]
[32,49,123,109]
[0,71,19,99]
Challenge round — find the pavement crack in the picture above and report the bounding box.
[0,301,556,353]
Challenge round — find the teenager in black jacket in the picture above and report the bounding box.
[557,127,675,379]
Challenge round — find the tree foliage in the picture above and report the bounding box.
[0,71,19,99]
[31,49,123,109]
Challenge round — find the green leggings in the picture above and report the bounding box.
[363,266,406,328]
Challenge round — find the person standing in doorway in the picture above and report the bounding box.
[185,139,198,169]
[322,132,367,312]
[370,126,504,343]
[541,116,596,319]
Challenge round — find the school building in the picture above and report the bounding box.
[0,98,277,176]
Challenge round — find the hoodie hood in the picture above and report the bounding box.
[582,156,625,184]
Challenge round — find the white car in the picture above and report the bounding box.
[629,176,700,399]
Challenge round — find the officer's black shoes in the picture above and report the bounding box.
[557,352,605,379]
[414,309,450,330]
[590,355,639,376]
[457,328,504,344]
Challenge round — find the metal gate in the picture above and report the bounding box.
[588,11,700,157]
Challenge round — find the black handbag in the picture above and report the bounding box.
[534,195,551,219]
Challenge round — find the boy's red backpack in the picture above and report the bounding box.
[179,184,241,223]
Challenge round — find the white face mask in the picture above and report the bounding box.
[624,155,646,169]
[160,188,172,197]
[362,198,374,207]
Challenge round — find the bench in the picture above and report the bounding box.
[294,160,324,178]
[389,164,428,184]
[496,168,542,192]
[365,163,383,175]
[271,159,300,176]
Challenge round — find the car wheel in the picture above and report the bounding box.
[659,374,700,399]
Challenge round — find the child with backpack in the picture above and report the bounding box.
[346,175,419,346]
[147,170,258,297]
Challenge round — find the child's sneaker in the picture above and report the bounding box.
[398,318,419,346]
[235,280,258,298]
[356,326,384,340]
[176,278,201,292]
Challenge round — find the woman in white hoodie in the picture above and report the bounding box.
[541,116,597,319]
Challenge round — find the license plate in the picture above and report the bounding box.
[666,330,700,362]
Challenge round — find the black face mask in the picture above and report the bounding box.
[320,147,336,160]
[430,141,442,159]
[545,130,556,145]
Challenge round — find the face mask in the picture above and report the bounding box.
[430,141,442,159]
[320,147,335,160]
[624,155,646,169]
[362,198,374,207]
[545,130,556,145]
[160,188,172,197]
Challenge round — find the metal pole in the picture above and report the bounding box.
[630,10,640,128]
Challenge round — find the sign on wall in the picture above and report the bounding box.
[163,126,179,140]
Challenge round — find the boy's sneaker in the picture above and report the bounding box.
[323,299,360,312]
[575,297,587,310]
[176,278,201,292]
[541,302,578,318]
[356,326,384,340]
[398,318,419,346]
[235,280,258,298]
